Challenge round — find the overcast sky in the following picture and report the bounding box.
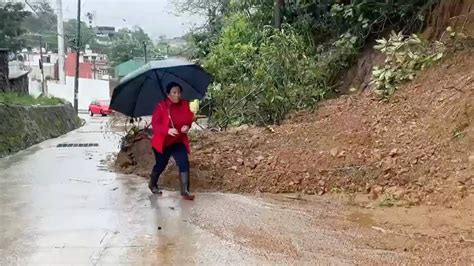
[59,0,203,39]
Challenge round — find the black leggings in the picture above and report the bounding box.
[152,143,190,175]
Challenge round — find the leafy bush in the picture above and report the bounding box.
[183,0,440,126]
[370,31,445,95]
[285,0,436,46]
[204,14,358,126]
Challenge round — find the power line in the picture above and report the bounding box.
[24,0,39,16]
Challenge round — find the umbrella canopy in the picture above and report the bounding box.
[110,58,212,117]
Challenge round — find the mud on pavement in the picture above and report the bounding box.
[186,192,474,264]
[111,144,474,264]
[111,50,474,264]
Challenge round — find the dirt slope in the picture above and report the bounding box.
[424,0,474,40]
[116,50,473,206]
[192,51,474,206]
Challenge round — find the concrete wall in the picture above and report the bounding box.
[24,62,56,81]
[0,103,81,158]
[29,79,41,98]
[39,77,110,110]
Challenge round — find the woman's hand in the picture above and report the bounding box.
[168,128,179,136]
[181,125,190,134]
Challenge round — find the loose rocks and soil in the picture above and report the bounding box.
[115,51,473,207]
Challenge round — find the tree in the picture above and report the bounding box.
[108,27,154,66]
[63,19,98,51]
[23,0,57,33]
[172,0,230,16]
[19,17,99,54]
[172,0,231,32]
[130,26,153,47]
[172,0,274,58]
[274,0,285,28]
[0,2,30,51]
[17,1,58,51]
[172,0,231,58]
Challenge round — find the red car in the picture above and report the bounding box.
[89,100,112,116]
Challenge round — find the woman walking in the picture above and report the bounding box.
[149,82,195,200]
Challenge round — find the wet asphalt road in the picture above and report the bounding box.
[0,115,258,265]
[0,115,408,265]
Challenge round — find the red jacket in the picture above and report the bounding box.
[151,98,194,154]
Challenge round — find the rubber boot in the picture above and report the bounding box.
[148,171,162,195]
[179,172,195,201]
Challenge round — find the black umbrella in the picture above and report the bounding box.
[110,58,212,117]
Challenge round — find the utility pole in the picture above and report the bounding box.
[73,0,81,113]
[56,0,66,84]
[143,41,147,63]
[93,58,96,79]
[39,35,47,96]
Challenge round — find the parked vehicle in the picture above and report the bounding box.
[89,100,112,116]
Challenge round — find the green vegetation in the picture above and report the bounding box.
[0,99,81,157]
[0,2,30,50]
[204,16,356,125]
[108,27,156,67]
[0,93,64,106]
[175,0,440,127]
[370,32,445,96]
[22,0,57,34]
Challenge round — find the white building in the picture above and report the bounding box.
[15,49,58,81]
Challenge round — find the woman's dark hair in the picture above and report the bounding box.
[166,82,183,94]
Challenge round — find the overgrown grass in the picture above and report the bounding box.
[0,93,64,106]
